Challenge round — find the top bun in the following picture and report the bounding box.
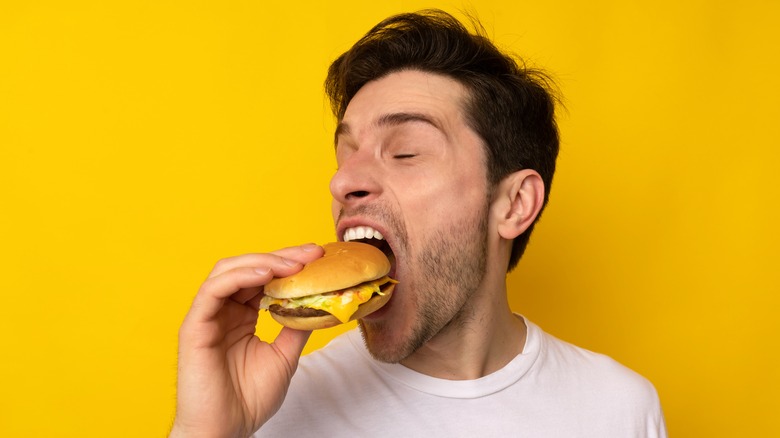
[264,241,391,299]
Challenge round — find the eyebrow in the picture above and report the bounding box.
[334,111,441,145]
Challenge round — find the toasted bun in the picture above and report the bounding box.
[269,283,395,330]
[265,241,391,299]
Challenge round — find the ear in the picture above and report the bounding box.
[492,169,546,240]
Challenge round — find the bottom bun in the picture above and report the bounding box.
[270,284,395,330]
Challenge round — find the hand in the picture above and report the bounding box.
[170,244,324,438]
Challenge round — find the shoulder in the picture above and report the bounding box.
[522,320,666,435]
[531,320,663,413]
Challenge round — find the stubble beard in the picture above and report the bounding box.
[359,202,489,363]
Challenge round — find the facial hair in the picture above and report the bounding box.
[356,200,489,363]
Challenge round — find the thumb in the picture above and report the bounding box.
[272,327,312,374]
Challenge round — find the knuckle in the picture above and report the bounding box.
[212,257,231,272]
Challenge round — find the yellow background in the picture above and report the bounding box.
[2,1,778,436]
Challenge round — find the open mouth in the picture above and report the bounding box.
[342,226,396,276]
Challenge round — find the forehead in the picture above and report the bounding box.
[339,70,470,135]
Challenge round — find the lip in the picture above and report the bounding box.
[361,293,392,321]
[362,278,398,322]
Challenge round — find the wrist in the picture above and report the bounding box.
[168,420,248,438]
[169,422,239,438]
[168,423,194,438]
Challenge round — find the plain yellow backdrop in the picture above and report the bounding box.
[2,1,778,436]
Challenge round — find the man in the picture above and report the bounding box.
[171,10,666,438]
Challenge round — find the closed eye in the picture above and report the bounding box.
[393,154,417,159]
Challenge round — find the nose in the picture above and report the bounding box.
[329,150,382,207]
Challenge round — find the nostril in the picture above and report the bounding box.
[347,190,370,199]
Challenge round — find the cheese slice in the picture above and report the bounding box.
[261,277,395,323]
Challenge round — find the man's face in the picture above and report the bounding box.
[330,69,491,363]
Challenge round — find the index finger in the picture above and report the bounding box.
[208,243,324,279]
[189,261,298,323]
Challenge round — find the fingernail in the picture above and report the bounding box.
[301,243,319,252]
[254,267,271,275]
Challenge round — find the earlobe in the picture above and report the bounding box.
[495,169,545,240]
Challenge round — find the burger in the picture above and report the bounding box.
[259,241,397,330]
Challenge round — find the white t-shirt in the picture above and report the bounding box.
[257,317,666,437]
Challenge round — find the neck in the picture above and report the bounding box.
[399,281,526,380]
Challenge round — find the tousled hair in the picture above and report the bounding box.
[325,9,560,271]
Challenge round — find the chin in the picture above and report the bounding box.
[358,318,418,364]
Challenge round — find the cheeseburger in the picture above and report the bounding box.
[260,241,397,330]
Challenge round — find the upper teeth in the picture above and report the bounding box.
[343,226,384,242]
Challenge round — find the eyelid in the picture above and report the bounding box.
[393,153,417,159]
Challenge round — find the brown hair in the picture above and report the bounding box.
[325,9,560,271]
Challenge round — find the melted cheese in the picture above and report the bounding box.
[261,277,395,323]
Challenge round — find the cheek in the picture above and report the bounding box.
[331,199,340,223]
[411,170,486,214]
[397,177,485,246]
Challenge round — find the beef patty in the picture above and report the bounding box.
[268,304,330,318]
